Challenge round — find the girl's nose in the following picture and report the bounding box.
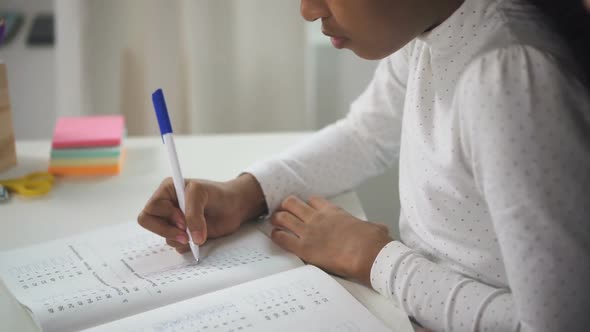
[300,0,330,22]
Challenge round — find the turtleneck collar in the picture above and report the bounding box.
[417,0,498,54]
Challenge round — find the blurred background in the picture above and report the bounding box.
[0,0,400,236]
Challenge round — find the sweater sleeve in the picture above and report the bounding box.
[371,46,590,332]
[459,46,590,331]
[371,241,519,331]
[243,45,411,213]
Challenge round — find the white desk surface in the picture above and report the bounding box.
[0,133,413,332]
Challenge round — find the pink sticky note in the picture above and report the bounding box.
[52,115,125,149]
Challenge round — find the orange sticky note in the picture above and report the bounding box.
[52,115,125,149]
[48,149,126,176]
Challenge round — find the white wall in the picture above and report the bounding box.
[54,0,307,136]
[0,0,55,139]
[183,0,308,134]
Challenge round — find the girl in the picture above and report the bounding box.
[138,0,590,330]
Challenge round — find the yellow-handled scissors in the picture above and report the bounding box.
[0,172,55,197]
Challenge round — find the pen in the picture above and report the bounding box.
[152,88,200,263]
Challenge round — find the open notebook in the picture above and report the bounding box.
[0,222,390,332]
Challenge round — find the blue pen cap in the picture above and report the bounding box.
[152,89,173,135]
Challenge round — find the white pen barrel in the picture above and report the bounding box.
[163,133,200,261]
[163,133,186,214]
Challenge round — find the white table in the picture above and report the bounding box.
[0,133,413,332]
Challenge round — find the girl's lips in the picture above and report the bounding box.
[330,36,348,49]
[322,29,349,49]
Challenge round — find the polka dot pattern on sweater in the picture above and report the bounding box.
[246,0,590,331]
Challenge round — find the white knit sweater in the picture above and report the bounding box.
[245,0,590,330]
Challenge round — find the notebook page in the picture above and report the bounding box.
[0,222,303,332]
[84,265,390,332]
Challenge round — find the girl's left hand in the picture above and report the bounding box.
[270,195,393,286]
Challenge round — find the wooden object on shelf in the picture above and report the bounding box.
[0,62,17,171]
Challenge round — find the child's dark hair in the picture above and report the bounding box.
[528,0,590,87]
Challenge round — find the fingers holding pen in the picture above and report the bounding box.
[166,239,190,254]
[138,211,189,244]
[184,181,209,245]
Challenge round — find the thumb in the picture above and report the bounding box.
[184,181,208,245]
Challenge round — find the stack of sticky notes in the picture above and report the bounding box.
[49,115,126,176]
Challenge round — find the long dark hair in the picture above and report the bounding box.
[527,0,590,87]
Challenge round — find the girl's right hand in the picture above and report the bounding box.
[137,174,267,253]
